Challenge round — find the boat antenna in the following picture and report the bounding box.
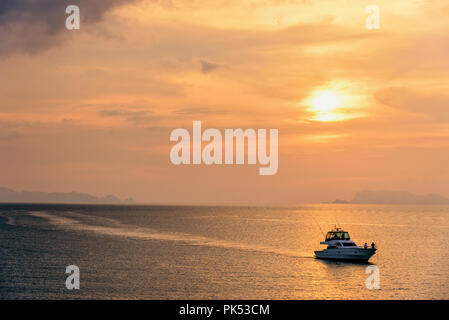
[335,213,341,228]
[312,216,325,238]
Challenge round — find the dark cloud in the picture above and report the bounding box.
[0,131,23,141]
[175,107,228,115]
[375,87,449,122]
[0,0,140,56]
[99,108,156,125]
[200,60,225,74]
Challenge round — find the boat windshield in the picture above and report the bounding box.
[325,231,350,241]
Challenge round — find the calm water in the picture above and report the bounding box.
[0,204,448,299]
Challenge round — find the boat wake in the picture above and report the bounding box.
[0,212,17,226]
[30,211,312,259]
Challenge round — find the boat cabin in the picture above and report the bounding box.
[325,228,350,241]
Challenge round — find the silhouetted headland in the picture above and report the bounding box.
[351,190,449,204]
[0,187,136,204]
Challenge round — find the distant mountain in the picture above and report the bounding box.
[352,190,449,204]
[332,199,349,204]
[0,187,137,204]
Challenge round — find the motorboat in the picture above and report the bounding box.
[314,226,377,262]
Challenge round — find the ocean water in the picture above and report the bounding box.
[0,203,448,299]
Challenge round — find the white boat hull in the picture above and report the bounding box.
[314,248,376,262]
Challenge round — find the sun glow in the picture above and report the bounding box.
[306,90,350,122]
[312,91,341,112]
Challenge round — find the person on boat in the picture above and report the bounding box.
[371,242,375,249]
[364,242,368,249]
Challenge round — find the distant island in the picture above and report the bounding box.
[331,199,349,204]
[0,187,136,204]
[330,190,449,205]
[351,190,449,204]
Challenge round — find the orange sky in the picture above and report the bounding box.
[0,0,448,203]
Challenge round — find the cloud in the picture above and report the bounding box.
[98,108,156,125]
[375,87,449,122]
[200,60,225,74]
[175,107,228,115]
[0,0,141,56]
[0,131,23,141]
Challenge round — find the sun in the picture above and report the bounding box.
[306,90,347,122]
[303,85,365,122]
[312,91,341,113]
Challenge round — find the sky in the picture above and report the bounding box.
[0,0,448,204]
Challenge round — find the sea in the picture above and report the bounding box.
[0,203,448,299]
